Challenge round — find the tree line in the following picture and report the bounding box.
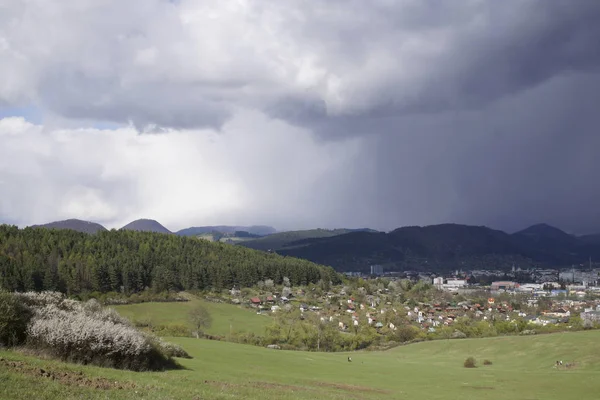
[0,225,340,295]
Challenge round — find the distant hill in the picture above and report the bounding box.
[239,228,379,251]
[579,233,600,245]
[512,223,581,263]
[120,219,172,234]
[514,223,578,244]
[176,225,276,237]
[31,219,107,234]
[268,223,600,273]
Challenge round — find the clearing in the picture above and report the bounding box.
[113,297,271,337]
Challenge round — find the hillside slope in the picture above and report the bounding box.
[240,228,378,251]
[2,330,599,399]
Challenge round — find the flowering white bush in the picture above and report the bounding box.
[28,305,151,357]
[14,291,65,307]
[17,292,181,371]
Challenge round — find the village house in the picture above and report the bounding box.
[249,297,262,306]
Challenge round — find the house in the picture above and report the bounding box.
[250,297,262,305]
[491,281,518,291]
[266,296,275,303]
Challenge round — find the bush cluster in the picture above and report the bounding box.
[2,291,187,371]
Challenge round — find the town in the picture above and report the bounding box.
[220,265,600,351]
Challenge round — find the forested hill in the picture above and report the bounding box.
[0,225,339,295]
[240,228,379,251]
[275,223,600,272]
[31,219,107,234]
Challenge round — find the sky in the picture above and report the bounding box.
[1,0,600,234]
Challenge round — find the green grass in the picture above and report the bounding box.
[113,297,272,337]
[2,330,600,399]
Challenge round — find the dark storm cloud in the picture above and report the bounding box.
[269,0,600,136]
[256,0,600,234]
[342,72,600,234]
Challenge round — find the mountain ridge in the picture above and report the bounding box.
[271,223,600,272]
[240,228,379,251]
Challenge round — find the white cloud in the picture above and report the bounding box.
[0,112,363,230]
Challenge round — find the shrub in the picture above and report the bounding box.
[582,319,595,330]
[519,329,536,336]
[464,357,477,368]
[132,317,153,328]
[483,359,493,365]
[452,330,467,339]
[0,292,33,347]
[152,323,191,337]
[156,339,191,359]
[393,325,419,343]
[19,293,180,371]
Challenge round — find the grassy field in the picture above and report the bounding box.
[113,297,272,337]
[2,330,600,399]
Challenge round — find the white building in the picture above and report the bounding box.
[518,283,543,292]
[370,265,384,276]
[442,279,467,292]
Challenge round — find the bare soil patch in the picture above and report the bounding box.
[203,379,309,392]
[314,381,391,394]
[0,357,137,390]
[464,385,495,390]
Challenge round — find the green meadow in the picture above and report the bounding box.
[113,298,272,337]
[2,329,600,399]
